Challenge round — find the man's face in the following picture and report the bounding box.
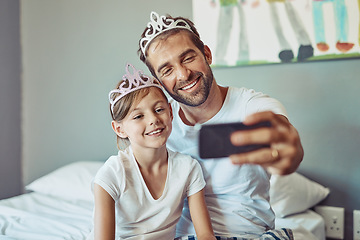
[146,32,214,107]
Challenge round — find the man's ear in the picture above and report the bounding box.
[111,121,128,138]
[204,45,212,65]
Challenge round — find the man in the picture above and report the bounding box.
[138,12,303,239]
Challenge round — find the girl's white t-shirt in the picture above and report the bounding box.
[91,147,205,240]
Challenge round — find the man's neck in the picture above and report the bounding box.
[178,83,228,126]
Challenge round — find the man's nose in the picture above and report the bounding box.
[175,65,190,81]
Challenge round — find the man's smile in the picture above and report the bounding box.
[179,76,200,92]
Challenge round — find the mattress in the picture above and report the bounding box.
[0,192,325,240]
[0,192,92,240]
[0,162,328,239]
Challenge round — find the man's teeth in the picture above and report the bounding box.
[182,79,198,90]
[148,129,162,135]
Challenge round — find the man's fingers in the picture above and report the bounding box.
[229,147,280,165]
[229,144,298,175]
[229,112,303,175]
[230,125,287,146]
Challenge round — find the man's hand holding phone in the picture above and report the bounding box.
[199,121,271,159]
[199,111,304,175]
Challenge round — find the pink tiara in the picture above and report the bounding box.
[140,11,194,56]
[109,63,162,114]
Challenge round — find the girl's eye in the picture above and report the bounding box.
[133,114,143,120]
[155,108,164,113]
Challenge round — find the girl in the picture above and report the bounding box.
[89,63,215,240]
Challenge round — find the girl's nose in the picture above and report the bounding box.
[149,113,160,125]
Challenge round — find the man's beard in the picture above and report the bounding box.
[163,67,214,107]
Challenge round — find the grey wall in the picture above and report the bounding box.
[17,0,360,239]
[213,59,360,240]
[20,0,194,186]
[0,0,22,199]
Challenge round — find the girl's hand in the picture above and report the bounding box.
[188,189,216,240]
[93,184,116,240]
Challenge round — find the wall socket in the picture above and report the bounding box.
[315,205,344,239]
[354,210,360,240]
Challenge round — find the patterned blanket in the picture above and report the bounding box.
[175,228,294,240]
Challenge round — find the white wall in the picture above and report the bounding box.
[20,0,360,238]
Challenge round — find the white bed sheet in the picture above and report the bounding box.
[0,192,325,240]
[0,192,93,240]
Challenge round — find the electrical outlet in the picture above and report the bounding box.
[354,210,360,240]
[315,205,344,239]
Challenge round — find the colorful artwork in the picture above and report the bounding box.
[193,0,360,67]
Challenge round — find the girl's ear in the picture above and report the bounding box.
[111,121,128,138]
[169,103,173,121]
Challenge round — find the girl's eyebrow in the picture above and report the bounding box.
[150,100,168,108]
[130,99,167,112]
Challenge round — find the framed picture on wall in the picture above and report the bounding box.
[192,0,360,67]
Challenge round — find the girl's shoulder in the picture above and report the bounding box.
[168,149,200,168]
[93,150,134,198]
[96,149,133,178]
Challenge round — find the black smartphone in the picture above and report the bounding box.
[199,121,271,159]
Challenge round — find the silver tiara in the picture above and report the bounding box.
[109,63,162,114]
[140,11,194,56]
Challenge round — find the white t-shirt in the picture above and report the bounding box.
[91,147,205,240]
[168,87,288,238]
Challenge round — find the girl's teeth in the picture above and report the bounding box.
[148,129,162,135]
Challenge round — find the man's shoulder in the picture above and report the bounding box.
[223,86,265,107]
[227,86,266,98]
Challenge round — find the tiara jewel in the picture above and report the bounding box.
[109,63,162,114]
[140,11,194,56]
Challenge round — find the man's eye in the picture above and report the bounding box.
[162,68,172,77]
[184,56,195,63]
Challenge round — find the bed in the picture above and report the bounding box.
[0,161,329,240]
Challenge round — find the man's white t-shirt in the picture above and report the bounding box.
[167,87,288,238]
[91,147,205,240]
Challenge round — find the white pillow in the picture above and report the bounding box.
[26,161,104,203]
[270,172,330,218]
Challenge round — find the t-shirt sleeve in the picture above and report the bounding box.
[186,159,206,197]
[245,89,288,118]
[93,156,123,201]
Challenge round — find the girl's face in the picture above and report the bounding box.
[113,87,172,151]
